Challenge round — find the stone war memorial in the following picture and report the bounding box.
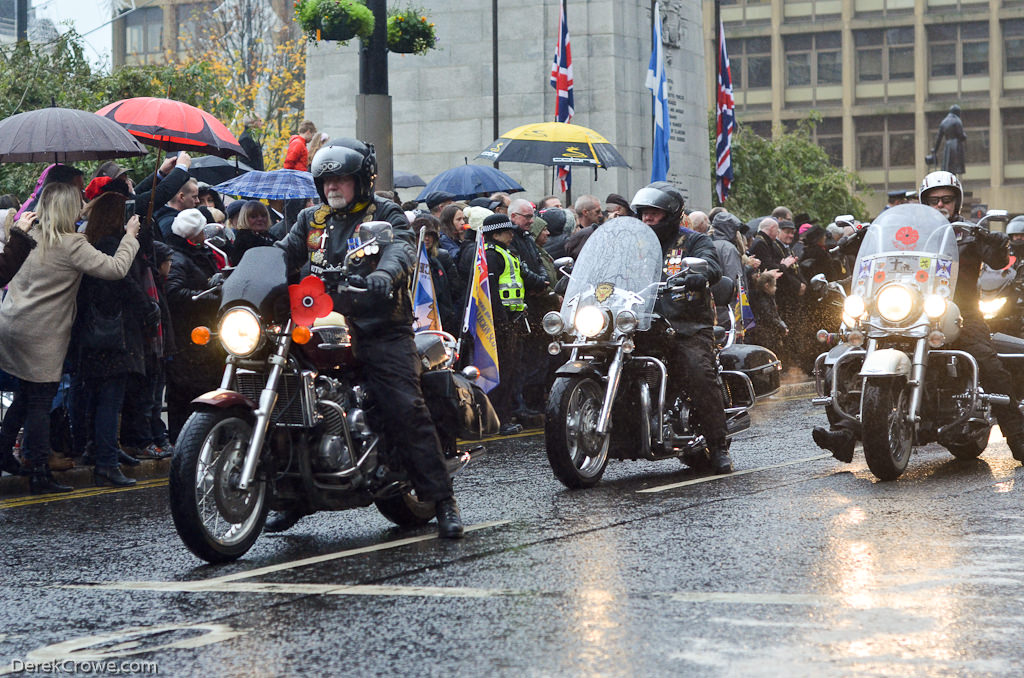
[304,0,711,207]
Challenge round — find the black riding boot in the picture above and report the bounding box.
[28,464,72,494]
[812,426,856,463]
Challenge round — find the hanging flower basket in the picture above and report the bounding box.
[386,7,437,55]
[295,0,375,43]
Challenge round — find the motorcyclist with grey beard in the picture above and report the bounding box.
[274,138,464,538]
[630,182,733,474]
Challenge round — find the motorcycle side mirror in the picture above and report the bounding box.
[809,273,828,294]
[681,257,708,275]
[981,210,1009,227]
[553,256,574,275]
[834,215,856,229]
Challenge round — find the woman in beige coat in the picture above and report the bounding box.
[0,182,139,494]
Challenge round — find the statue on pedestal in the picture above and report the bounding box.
[925,105,966,175]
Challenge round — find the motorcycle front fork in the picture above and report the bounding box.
[238,321,293,492]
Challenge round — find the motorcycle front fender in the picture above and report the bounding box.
[859,348,912,378]
[191,388,258,411]
[554,359,604,381]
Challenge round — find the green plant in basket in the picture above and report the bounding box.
[294,0,375,43]
[386,7,437,55]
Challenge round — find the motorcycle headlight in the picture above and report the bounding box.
[843,294,866,319]
[542,310,564,336]
[876,284,916,323]
[615,310,638,334]
[574,305,609,338]
[219,307,263,357]
[924,295,947,320]
[979,296,1007,319]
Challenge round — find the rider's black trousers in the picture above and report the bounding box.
[353,331,454,503]
[648,328,729,450]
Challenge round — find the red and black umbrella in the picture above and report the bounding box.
[96,97,244,158]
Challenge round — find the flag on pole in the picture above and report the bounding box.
[739,276,755,332]
[549,0,574,193]
[646,2,670,182]
[411,240,442,332]
[461,237,500,393]
[715,19,736,203]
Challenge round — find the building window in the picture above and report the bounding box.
[816,117,843,166]
[176,4,213,56]
[731,37,772,90]
[1007,109,1024,162]
[124,7,162,64]
[928,22,989,78]
[854,27,914,82]
[1005,20,1024,72]
[856,115,914,169]
[784,32,841,86]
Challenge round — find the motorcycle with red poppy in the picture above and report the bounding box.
[813,204,1014,480]
[168,225,497,563]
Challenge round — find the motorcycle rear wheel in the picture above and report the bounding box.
[861,378,913,481]
[169,409,268,563]
[374,488,435,528]
[545,376,609,489]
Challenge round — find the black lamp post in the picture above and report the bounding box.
[356,0,394,190]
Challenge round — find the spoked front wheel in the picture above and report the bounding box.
[861,378,913,481]
[545,376,610,488]
[169,409,268,563]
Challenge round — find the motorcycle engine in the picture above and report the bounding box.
[312,398,352,473]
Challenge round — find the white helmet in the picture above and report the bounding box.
[919,171,962,217]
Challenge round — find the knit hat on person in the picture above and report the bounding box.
[798,222,814,236]
[463,205,494,233]
[152,240,173,265]
[530,215,549,239]
[225,200,244,221]
[171,208,207,240]
[481,213,516,233]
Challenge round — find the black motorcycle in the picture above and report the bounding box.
[169,225,497,563]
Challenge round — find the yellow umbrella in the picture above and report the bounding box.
[477,121,630,169]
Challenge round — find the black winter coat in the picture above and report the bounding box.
[72,235,150,379]
[230,229,277,266]
[654,226,723,337]
[165,234,221,374]
[276,197,415,339]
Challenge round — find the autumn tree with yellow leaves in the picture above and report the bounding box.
[176,0,307,169]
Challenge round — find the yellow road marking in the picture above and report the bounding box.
[0,478,167,510]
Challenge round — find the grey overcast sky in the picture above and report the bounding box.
[35,0,113,68]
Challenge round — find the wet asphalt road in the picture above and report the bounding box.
[3,392,1024,677]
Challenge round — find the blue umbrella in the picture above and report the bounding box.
[213,169,317,200]
[415,164,524,202]
[394,170,426,188]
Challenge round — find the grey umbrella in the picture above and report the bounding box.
[394,170,426,188]
[0,107,149,163]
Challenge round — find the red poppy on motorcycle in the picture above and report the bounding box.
[915,270,929,283]
[894,227,919,248]
[289,275,334,327]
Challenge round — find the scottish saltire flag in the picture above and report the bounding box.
[646,2,670,182]
[716,20,736,203]
[549,0,574,192]
[461,237,500,393]
[412,241,442,332]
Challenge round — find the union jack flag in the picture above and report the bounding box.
[715,20,736,204]
[549,0,573,193]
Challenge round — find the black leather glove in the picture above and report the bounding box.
[345,274,367,291]
[981,230,1009,249]
[366,271,393,298]
[208,272,225,288]
[682,272,708,290]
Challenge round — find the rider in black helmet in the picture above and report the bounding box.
[630,182,733,474]
[275,138,464,538]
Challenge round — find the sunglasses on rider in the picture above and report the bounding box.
[925,194,957,206]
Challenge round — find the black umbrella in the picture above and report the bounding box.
[189,155,255,185]
[0,107,149,163]
[394,170,426,188]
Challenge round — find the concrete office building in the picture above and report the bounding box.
[305,1,712,207]
[705,0,1024,215]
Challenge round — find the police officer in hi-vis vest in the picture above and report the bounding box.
[479,213,549,435]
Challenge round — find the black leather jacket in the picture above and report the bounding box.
[653,225,723,337]
[276,196,415,338]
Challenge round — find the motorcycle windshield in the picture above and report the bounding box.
[220,246,290,319]
[562,216,663,331]
[851,204,959,300]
